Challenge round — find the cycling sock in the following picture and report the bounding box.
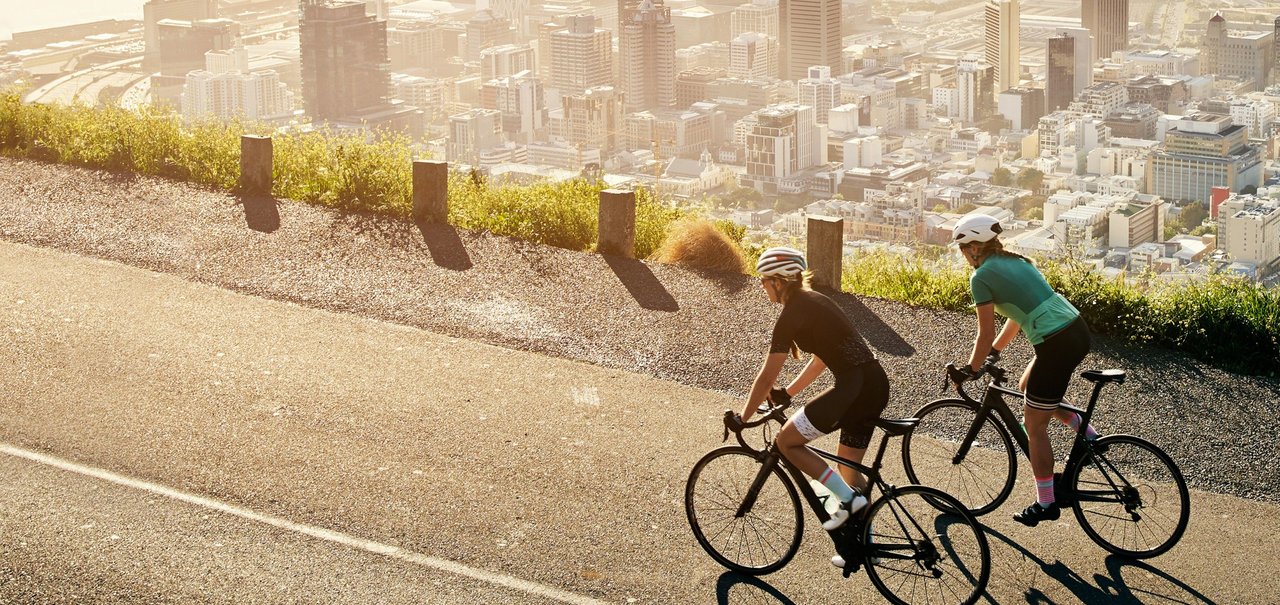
[1035,475,1055,507]
[818,467,855,503]
[1061,412,1099,440]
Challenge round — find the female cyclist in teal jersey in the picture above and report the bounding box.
[737,247,890,568]
[952,214,1098,527]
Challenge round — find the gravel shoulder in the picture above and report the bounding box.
[2,156,1277,502]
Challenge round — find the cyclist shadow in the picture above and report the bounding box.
[712,571,799,605]
[982,527,1217,605]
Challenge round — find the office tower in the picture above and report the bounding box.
[143,0,218,70]
[780,0,840,81]
[742,103,822,193]
[1056,27,1093,95]
[619,0,677,111]
[984,0,1020,93]
[299,0,390,122]
[1149,113,1264,203]
[481,72,546,143]
[796,65,839,124]
[732,0,778,38]
[481,44,536,81]
[182,55,294,122]
[1045,33,1075,112]
[156,18,239,78]
[997,87,1045,131]
[729,32,774,80]
[675,67,726,106]
[1081,0,1127,60]
[558,86,625,152]
[466,10,514,61]
[448,108,504,163]
[956,56,994,123]
[1202,13,1275,91]
[1069,80,1127,119]
[388,20,443,72]
[548,14,613,93]
[1275,16,1280,85]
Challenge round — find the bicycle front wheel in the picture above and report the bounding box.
[902,399,1017,516]
[863,485,991,605]
[1068,435,1190,559]
[684,446,803,575]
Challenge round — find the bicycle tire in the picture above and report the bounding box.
[902,398,1018,516]
[1067,434,1190,559]
[862,485,991,605]
[684,446,804,575]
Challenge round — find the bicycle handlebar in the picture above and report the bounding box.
[942,358,1009,403]
[722,388,793,447]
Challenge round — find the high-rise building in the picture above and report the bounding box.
[1104,102,1159,139]
[1056,28,1093,98]
[1148,113,1264,203]
[997,87,1045,131]
[742,103,823,193]
[780,0,840,81]
[619,0,677,111]
[1202,13,1275,92]
[956,56,995,123]
[466,10,514,61]
[984,0,1020,93]
[1069,80,1128,119]
[797,65,840,125]
[448,108,504,163]
[732,0,778,38]
[555,85,625,152]
[1218,193,1280,271]
[548,14,613,93]
[481,71,546,143]
[1229,98,1276,139]
[151,18,239,106]
[182,44,294,122]
[480,44,536,81]
[675,67,726,106]
[1046,33,1076,112]
[143,0,218,70]
[730,32,775,80]
[299,0,390,122]
[1081,0,1127,61]
[388,20,443,72]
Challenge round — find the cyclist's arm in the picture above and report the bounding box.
[743,352,787,421]
[993,318,1020,353]
[967,302,997,372]
[785,355,826,396]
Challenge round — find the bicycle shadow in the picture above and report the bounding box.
[713,571,799,605]
[980,527,1217,605]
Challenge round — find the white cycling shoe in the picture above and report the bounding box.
[820,493,867,531]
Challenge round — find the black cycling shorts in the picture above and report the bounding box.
[1025,317,1091,410]
[798,361,890,449]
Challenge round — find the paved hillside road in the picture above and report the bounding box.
[1,241,1276,604]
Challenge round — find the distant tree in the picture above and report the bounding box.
[1015,168,1045,193]
[992,167,1013,187]
[1180,201,1208,231]
[1016,194,1046,219]
[932,203,949,213]
[1025,207,1044,221]
[1241,184,1259,196]
[956,203,978,214]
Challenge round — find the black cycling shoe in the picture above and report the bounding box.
[1013,502,1060,527]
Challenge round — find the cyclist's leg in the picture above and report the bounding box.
[836,362,890,491]
[1017,322,1090,525]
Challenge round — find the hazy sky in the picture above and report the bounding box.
[0,0,147,41]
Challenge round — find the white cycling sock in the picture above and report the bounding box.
[818,467,855,503]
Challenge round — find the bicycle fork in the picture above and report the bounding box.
[735,450,781,518]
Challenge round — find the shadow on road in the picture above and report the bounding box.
[238,195,280,233]
[713,571,798,605]
[823,289,916,357]
[604,254,678,312]
[416,222,473,271]
[981,526,1217,605]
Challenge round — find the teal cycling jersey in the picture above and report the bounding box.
[969,255,1080,345]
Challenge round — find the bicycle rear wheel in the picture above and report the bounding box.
[685,446,803,575]
[1067,435,1190,559]
[902,399,1017,516]
[862,485,991,605]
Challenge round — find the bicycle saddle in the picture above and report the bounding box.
[1080,369,1126,384]
[875,418,919,436]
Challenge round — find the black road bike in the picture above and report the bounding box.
[901,361,1190,559]
[685,392,991,605]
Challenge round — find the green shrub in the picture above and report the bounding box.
[841,250,972,311]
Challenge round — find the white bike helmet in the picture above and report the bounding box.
[756,246,807,278]
[952,214,1003,245]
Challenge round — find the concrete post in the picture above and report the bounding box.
[807,215,844,290]
[598,189,637,258]
[413,160,449,223]
[239,135,272,196]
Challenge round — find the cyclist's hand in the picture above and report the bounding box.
[722,410,743,439]
[985,349,1002,366]
[768,387,792,407]
[946,362,978,385]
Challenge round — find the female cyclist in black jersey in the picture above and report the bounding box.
[737,247,890,567]
[952,214,1098,527]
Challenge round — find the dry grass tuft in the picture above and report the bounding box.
[651,217,746,274]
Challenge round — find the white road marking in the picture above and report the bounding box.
[1,443,611,605]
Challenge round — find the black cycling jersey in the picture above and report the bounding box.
[769,289,876,371]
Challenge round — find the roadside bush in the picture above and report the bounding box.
[651,217,747,273]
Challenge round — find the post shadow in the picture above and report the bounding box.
[713,571,798,605]
[820,288,916,357]
[237,194,280,233]
[603,254,679,312]
[416,221,473,271]
[980,525,1215,605]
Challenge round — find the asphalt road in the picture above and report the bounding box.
[2,242,1277,604]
